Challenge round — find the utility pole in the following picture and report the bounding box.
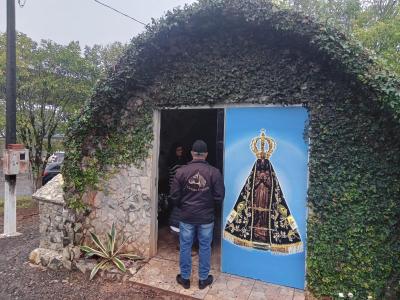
[2,0,20,237]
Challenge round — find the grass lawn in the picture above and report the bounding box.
[0,196,35,214]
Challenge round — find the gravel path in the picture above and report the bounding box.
[0,206,191,300]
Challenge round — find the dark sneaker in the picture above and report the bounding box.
[199,275,213,289]
[176,274,190,289]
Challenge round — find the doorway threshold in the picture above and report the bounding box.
[129,256,305,300]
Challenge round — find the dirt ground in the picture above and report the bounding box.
[0,205,191,300]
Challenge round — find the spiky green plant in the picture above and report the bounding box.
[80,222,142,280]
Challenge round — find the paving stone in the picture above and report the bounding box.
[130,257,212,299]
[206,272,254,299]
[248,281,285,300]
[293,291,306,300]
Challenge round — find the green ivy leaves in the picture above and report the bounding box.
[62,1,400,298]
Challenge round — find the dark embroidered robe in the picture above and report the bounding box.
[224,158,303,254]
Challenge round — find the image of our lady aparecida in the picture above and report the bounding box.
[224,129,303,255]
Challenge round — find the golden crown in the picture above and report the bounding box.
[251,129,276,159]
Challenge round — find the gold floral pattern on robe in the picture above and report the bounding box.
[224,158,303,255]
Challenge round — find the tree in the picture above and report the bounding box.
[353,4,400,74]
[361,0,399,22]
[283,0,363,32]
[83,42,128,78]
[0,32,98,189]
[354,15,400,74]
[281,0,400,75]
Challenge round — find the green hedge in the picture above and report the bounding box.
[62,0,400,298]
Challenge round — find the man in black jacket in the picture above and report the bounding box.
[170,140,225,290]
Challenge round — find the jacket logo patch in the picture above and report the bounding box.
[187,171,209,192]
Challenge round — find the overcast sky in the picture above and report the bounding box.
[0,0,197,47]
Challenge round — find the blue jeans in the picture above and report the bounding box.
[179,221,214,281]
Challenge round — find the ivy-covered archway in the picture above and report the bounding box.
[62,0,400,298]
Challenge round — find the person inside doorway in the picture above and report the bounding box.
[168,143,187,240]
[170,140,225,290]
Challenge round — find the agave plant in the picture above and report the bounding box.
[80,222,142,280]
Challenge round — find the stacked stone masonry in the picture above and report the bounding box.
[33,174,65,252]
[84,159,153,257]
[38,201,64,251]
[33,158,153,261]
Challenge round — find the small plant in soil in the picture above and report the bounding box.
[80,222,142,280]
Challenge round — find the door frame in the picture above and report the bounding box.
[149,106,224,256]
[149,103,309,279]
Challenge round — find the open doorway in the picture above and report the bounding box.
[156,108,224,271]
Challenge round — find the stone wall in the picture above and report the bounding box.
[32,157,154,262]
[84,158,153,257]
[32,174,65,252]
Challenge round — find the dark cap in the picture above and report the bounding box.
[192,140,208,154]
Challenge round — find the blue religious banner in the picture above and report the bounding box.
[221,107,308,289]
